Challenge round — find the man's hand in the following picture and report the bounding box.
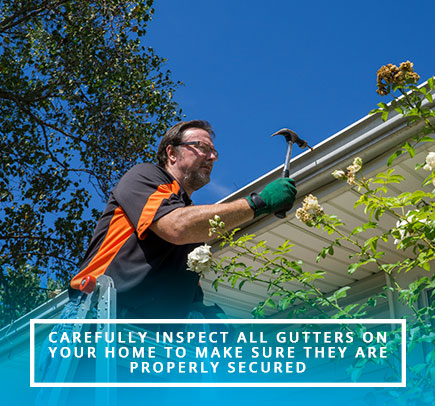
[246,178,297,217]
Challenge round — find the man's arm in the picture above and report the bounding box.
[149,198,254,245]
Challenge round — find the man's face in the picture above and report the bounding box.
[173,128,218,192]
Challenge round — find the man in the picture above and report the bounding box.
[69,119,297,318]
[36,121,296,394]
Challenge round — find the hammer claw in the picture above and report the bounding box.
[271,128,312,150]
[272,127,313,218]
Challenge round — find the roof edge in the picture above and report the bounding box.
[217,79,434,204]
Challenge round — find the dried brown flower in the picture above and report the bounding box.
[296,194,324,225]
[399,61,413,72]
[376,61,420,96]
[394,71,405,86]
[346,171,355,185]
[344,157,362,185]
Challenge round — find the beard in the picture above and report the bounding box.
[182,168,211,191]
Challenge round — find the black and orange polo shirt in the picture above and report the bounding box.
[70,163,202,318]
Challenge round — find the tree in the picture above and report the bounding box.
[0,0,182,326]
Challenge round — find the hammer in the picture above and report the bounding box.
[272,128,313,218]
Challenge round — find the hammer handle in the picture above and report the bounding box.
[275,209,287,219]
[274,144,293,218]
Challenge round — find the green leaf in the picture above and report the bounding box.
[403,142,415,158]
[387,150,403,166]
[264,297,276,308]
[418,136,434,143]
[278,297,291,311]
[328,286,351,301]
[348,263,360,275]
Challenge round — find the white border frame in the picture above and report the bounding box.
[30,318,406,388]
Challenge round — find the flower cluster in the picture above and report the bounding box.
[208,214,225,237]
[393,212,434,246]
[296,194,324,225]
[376,61,420,96]
[423,152,435,171]
[187,244,212,276]
[332,157,362,185]
[422,152,435,186]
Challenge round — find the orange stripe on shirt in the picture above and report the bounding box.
[136,180,180,239]
[70,206,135,290]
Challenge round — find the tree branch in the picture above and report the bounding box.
[0,89,111,155]
[0,0,70,33]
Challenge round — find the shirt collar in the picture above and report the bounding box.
[157,164,193,206]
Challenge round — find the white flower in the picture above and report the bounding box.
[208,215,226,237]
[424,152,435,171]
[295,207,310,223]
[393,218,409,245]
[346,157,363,174]
[209,215,224,229]
[353,157,363,168]
[187,244,212,276]
[393,212,433,245]
[304,195,322,214]
[332,169,346,180]
[296,194,324,225]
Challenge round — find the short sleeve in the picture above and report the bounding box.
[112,163,186,239]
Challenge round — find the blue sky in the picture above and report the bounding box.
[144,0,435,205]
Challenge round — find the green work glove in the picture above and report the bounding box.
[246,178,297,217]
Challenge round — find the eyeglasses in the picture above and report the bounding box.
[175,141,219,159]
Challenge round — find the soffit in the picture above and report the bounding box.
[202,109,434,318]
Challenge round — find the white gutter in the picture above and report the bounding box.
[0,291,68,357]
[214,81,434,235]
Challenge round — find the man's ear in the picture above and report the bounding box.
[166,144,178,165]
